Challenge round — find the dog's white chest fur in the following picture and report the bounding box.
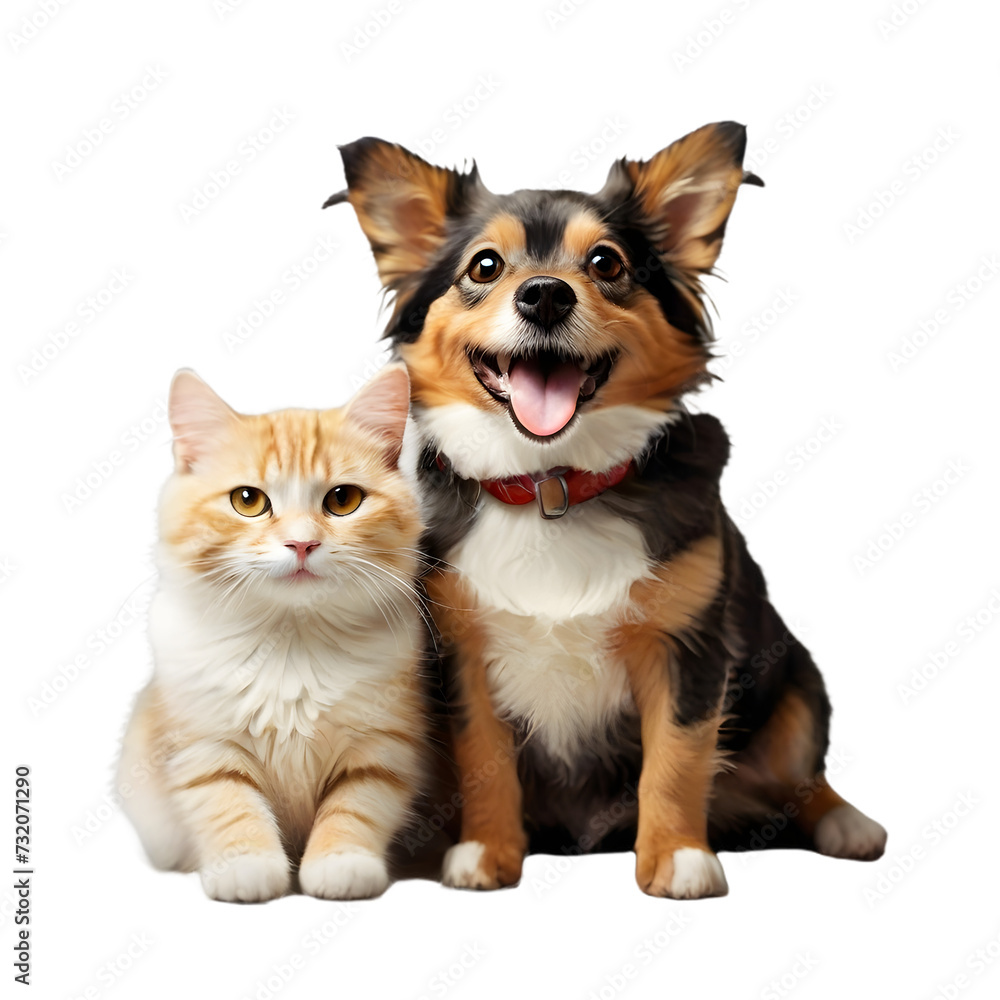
[449,499,651,762]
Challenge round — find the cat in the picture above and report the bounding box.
[116,363,430,902]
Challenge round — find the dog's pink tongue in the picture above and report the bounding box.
[508,360,586,437]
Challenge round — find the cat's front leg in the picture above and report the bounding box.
[299,727,424,900]
[172,767,290,903]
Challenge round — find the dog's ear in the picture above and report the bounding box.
[599,121,762,280]
[325,138,483,293]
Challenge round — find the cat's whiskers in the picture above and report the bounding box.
[338,563,411,649]
[338,554,423,603]
[350,546,466,611]
[358,544,437,569]
[169,555,273,617]
[211,570,263,615]
[338,557,421,633]
[120,366,430,901]
[338,555,438,652]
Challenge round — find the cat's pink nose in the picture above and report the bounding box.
[284,540,321,561]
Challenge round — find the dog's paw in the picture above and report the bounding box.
[200,852,290,903]
[636,846,729,899]
[299,850,390,900]
[441,840,523,890]
[815,804,887,861]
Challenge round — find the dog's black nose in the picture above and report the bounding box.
[514,276,577,329]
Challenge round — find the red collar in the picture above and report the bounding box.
[436,456,633,519]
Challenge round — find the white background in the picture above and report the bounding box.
[5,0,999,997]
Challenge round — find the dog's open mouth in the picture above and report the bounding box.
[469,348,615,439]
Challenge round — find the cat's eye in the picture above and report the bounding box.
[230,487,271,517]
[587,246,624,281]
[468,249,504,283]
[323,485,365,517]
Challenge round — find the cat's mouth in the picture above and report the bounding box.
[469,348,615,440]
[282,569,321,582]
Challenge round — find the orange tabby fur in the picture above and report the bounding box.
[117,364,430,902]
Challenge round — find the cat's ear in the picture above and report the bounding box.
[168,369,238,473]
[344,363,410,468]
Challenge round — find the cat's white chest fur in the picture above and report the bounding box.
[448,499,650,762]
[148,582,417,839]
[149,582,413,742]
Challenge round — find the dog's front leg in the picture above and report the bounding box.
[441,651,527,889]
[617,535,730,899]
[626,638,728,899]
[618,587,730,901]
[430,571,527,890]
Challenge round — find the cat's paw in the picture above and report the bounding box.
[636,846,729,899]
[299,850,390,900]
[441,840,523,890]
[200,852,290,903]
[814,804,887,861]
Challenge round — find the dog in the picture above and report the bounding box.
[325,121,887,898]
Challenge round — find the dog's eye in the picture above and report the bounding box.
[323,485,365,516]
[231,487,271,517]
[588,247,624,281]
[468,250,505,283]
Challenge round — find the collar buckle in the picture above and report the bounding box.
[532,469,570,519]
